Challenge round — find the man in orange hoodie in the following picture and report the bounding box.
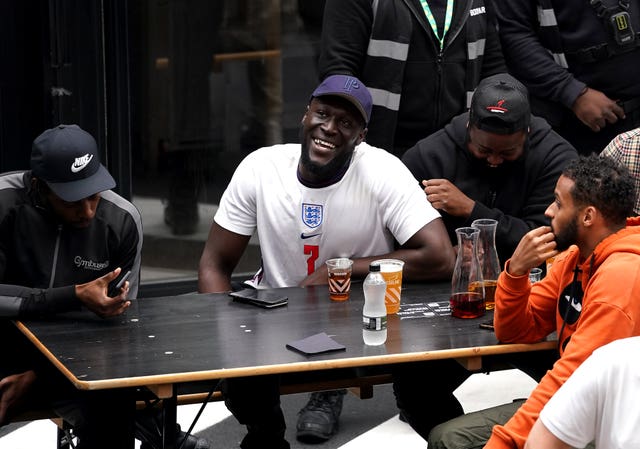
[428,153,640,449]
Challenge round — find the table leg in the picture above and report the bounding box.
[161,388,178,449]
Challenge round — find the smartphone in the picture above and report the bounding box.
[108,270,131,297]
[479,319,494,331]
[229,288,288,309]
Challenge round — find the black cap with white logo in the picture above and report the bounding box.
[30,124,116,202]
[469,73,531,135]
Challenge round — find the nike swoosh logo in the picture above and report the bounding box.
[70,154,94,173]
[300,232,322,239]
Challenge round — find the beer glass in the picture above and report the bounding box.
[326,258,353,301]
[371,259,405,314]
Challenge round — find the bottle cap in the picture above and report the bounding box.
[369,263,381,272]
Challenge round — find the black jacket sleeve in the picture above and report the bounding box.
[493,0,585,108]
[0,284,79,318]
[317,0,374,80]
[110,209,142,298]
[481,0,508,77]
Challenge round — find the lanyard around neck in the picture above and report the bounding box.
[420,0,455,51]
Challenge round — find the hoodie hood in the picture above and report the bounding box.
[444,112,554,159]
[444,113,471,149]
[553,217,640,312]
[578,216,640,277]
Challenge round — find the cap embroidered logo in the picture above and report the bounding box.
[71,154,94,173]
[342,77,360,93]
[486,99,508,114]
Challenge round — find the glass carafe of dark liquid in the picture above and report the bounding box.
[450,227,485,318]
[471,219,501,310]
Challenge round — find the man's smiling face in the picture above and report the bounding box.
[298,96,367,183]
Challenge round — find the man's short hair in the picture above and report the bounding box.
[31,124,115,202]
[469,73,531,135]
[563,154,635,225]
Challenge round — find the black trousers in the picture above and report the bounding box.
[392,350,559,441]
[221,375,290,449]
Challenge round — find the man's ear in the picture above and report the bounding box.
[582,205,597,227]
[30,177,49,208]
[31,177,43,195]
[301,104,310,124]
[356,127,368,146]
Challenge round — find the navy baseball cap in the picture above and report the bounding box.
[470,74,531,135]
[311,75,373,125]
[31,124,116,202]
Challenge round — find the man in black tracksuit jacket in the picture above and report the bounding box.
[0,125,142,448]
[395,75,577,441]
[0,171,142,304]
[319,0,506,156]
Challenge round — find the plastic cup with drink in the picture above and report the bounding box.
[371,259,405,314]
[529,267,543,283]
[326,258,353,301]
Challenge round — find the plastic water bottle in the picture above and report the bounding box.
[363,263,387,345]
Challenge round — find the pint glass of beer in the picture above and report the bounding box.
[326,258,353,301]
[372,259,405,314]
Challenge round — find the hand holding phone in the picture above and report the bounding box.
[108,270,131,297]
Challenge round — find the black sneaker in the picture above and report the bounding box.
[296,389,346,443]
[176,430,210,449]
[138,422,210,449]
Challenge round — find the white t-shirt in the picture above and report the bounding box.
[215,142,440,287]
[539,336,640,449]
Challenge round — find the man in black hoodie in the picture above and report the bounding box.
[402,73,578,264]
[394,74,577,441]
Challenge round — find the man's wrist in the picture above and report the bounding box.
[505,259,527,277]
[571,86,589,110]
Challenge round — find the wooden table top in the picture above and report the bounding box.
[15,282,555,391]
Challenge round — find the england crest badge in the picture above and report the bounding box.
[302,203,323,228]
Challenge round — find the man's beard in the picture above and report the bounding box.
[299,132,353,181]
[553,214,579,252]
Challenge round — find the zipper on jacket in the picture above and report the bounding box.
[49,225,62,288]
[435,49,444,124]
[432,0,473,129]
[442,0,471,52]
[488,190,497,208]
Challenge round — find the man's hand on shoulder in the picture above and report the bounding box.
[75,268,131,318]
